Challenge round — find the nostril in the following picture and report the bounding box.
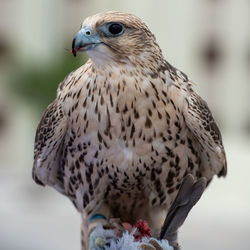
[85,31,91,36]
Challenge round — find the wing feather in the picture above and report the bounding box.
[184,91,227,177]
[32,100,67,194]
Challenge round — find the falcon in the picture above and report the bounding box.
[32,11,227,249]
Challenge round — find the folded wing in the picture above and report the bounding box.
[32,100,67,194]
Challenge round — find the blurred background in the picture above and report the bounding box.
[0,0,249,249]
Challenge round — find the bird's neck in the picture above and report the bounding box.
[86,43,165,78]
[87,55,166,81]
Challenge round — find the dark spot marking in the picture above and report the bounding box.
[145,116,152,128]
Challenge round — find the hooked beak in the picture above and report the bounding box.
[72,26,102,56]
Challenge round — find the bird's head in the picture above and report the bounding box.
[72,11,163,69]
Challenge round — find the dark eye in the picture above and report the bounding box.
[108,23,124,35]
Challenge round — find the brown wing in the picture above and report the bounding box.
[32,100,67,194]
[184,91,227,178]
